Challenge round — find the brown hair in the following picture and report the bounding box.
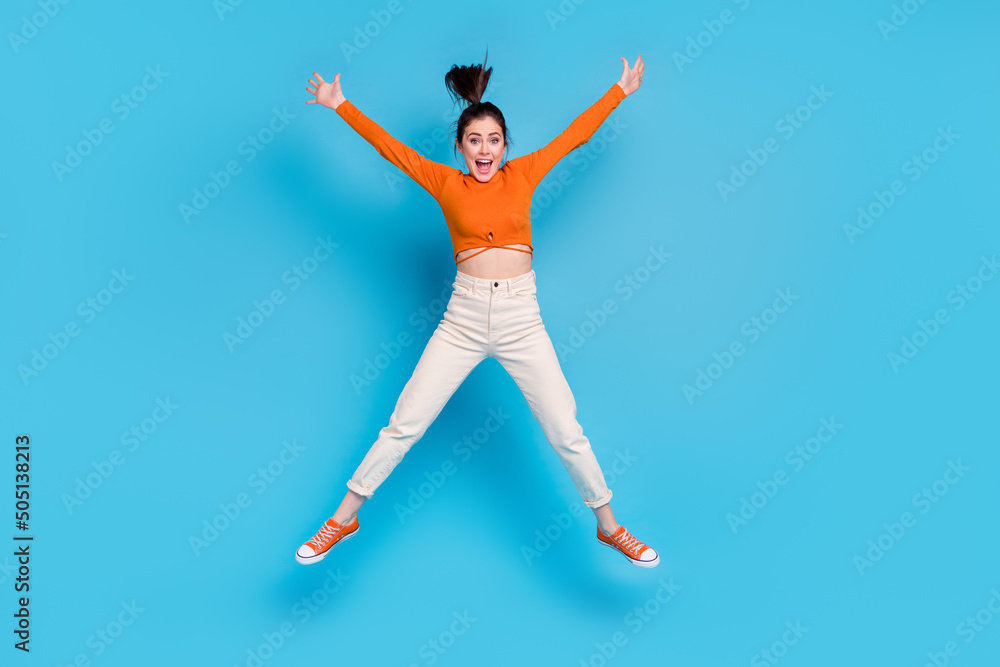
[444,46,513,164]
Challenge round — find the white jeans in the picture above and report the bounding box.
[346,268,613,508]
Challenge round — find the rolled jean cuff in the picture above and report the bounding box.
[345,479,374,499]
[583,488,613,509]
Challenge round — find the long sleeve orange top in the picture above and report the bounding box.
[334,82,627,264]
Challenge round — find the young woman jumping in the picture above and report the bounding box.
[298,50,657,568]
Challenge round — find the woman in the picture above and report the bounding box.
[298,49,657,568]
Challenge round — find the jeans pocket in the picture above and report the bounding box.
[512,285,537,301]
[453,282,473,297]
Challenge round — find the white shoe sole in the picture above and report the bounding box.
[295,525,359,565]
[599,539,660,568]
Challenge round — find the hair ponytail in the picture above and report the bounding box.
[444,45,493,106]
[445,46,512,164]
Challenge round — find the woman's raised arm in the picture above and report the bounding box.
[306,71,454,199]
[508,56,644,190]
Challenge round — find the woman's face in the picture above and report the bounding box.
[457,117,506,182]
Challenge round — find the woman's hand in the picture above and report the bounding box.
[306,71,346,110]
[617,55,644,96]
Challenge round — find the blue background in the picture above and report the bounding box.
[2,0,998,665]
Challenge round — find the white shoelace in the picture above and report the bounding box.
[614,529,643,554]
[311,521,343,547]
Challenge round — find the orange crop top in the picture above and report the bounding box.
[334,82,628,264]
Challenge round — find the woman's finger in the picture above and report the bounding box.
[313,71,326,84]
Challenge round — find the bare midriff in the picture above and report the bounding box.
[455,244,533,278]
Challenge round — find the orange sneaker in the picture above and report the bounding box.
[597,525,659,568]
[295,515,359,565]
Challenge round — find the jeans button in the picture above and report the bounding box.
[494,282,498,287]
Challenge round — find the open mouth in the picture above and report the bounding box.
[475,159,492,174]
